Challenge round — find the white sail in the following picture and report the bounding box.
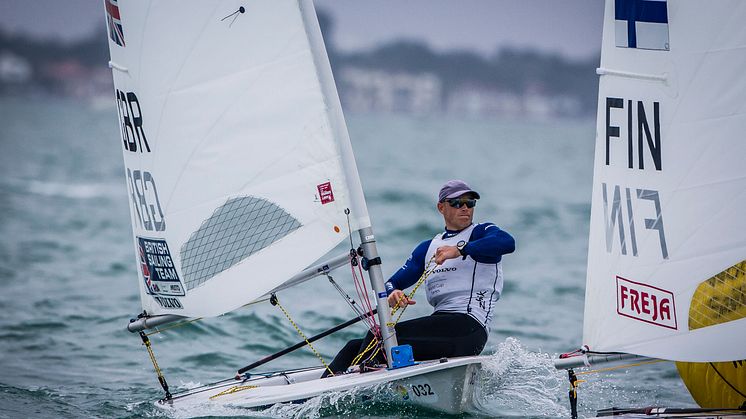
[582,0,746,362]
[105,0,369,318]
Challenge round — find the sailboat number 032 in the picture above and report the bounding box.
[410,383,436,397]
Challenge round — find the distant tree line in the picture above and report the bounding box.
[332,41,598,113]
[1,11,599,112]
[0,26,109,68]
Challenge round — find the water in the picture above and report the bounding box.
[0,97,695,418]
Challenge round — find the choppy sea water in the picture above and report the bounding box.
[0,97,695,418]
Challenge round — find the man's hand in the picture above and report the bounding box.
[388,289,416,308]
[434,245,460,265]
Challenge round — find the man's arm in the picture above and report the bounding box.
[461,223,515,263]
[384,239,431,295]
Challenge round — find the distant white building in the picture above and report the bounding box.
[0,51,32,83]
[447,85,584,119]
[338,66,584,118]
[339,67,442,114]
[446,86,523,118]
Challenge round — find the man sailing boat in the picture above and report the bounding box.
[324,180,516,376]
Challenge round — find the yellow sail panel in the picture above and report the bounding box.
[677,259,746,408]
[688,260,746,330]
[676,361,745,409]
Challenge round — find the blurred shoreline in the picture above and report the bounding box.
[0,10,599,120]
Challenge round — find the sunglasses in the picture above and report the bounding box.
[445,198,477,208]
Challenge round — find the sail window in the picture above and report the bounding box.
[180,197,301,290]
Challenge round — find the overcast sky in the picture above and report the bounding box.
[0,0,603,59]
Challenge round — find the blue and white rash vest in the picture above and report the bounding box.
[385,222,515,329]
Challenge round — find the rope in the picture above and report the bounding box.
[143,297,270,336]
[168,365,323,401]
[134,297,271,401]
[144,317,203,337]
[209,384,258,400]
[388,256,437,326]
[574,359,666,376]
[565,359,668,419]
[350,335,381,366]
[345,256,437,369]
[343,208,379,336]
[341,206,384,366]
[271,294,335,377]
[327,274,366,321]
[351,253,379,335]
[140,331,172,400]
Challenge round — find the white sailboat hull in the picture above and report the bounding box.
[157,356,484,414]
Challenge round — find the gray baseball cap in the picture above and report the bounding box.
[438,179,481,202]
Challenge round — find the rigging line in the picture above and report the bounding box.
[235,310,378,376]
[350,257,437,369]
[351,336,381,366]
[144,317,203,336]
[344,207,380,334]
[709,362,746,399]
[389,256,437,324]
[349,267,367,322]
[139,331,172,400]
[354,261,378,332]
[210,384,258,400]
[344,207,376,332]
[270,293,335,377]
[143,297,270,336]
[575,359,666,376]
[345,208,355,251]
[169,365,324,400]
[347,213,373,330]
[358,261,379,331]
[327,274,365,319]
[330,271,376,333]
[350,253,377,333]
[363,345,383,365]
[220,6,246,28]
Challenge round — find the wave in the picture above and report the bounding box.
[471,337,569,417]
[157,337,569,418]
[0,383,88,419]
[26,179,122,200]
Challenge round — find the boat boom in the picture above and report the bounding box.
[127,252,352,333]
[554,353,651,370]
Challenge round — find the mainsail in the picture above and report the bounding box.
[106,0,370,318]
[582,0,746,362]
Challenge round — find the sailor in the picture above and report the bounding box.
[324,179,515,376]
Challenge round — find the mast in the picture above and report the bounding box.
[357,227,399,364]
[298,0,398,365]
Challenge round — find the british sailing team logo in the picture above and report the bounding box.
[105,0,125,47]
[138,245,156,293]
[137,237,186,309]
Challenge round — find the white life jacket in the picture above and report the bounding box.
[424,223,504,329]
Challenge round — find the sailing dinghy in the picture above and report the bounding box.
[105,0,483,414]
[555,0,746,416]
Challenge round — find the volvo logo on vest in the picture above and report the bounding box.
[433,267,457,273]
